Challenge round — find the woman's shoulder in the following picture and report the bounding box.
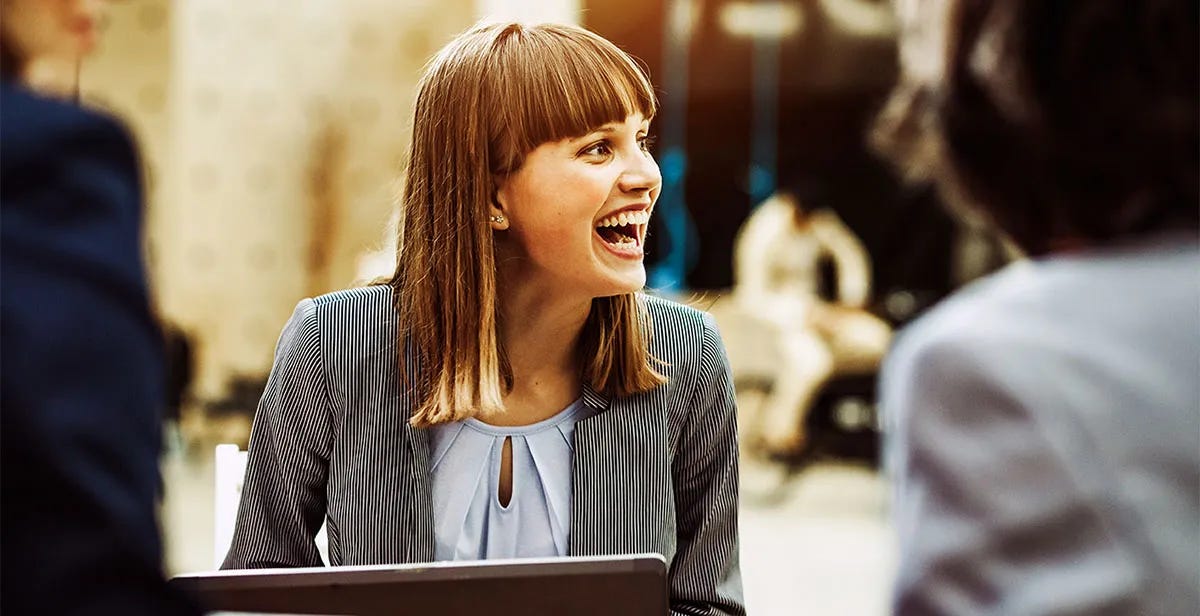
[2,84,141,189]
[639,293,724,366]
[640,293,713,333]
[296,285,398,352]
[310,284,393,309]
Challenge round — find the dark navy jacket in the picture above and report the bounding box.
[1,81,196,615]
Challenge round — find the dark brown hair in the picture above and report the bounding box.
[0,25,21,81]
[874,0,1198,255]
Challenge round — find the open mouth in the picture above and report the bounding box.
[595,209,650,250]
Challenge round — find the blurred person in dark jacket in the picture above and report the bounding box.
[874,1,1199,614]
[1,0,198,613]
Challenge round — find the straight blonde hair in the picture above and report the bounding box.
[391,22,666,427]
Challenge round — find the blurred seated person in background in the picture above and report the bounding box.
[734,191,892,458]
[0,0,198,613]
[223,22,743,615]
[874,0,1199,614]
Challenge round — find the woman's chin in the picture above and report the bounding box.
[595,266,646,297]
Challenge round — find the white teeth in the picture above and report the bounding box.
[596,210,649,228]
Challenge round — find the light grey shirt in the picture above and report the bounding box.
[429,398,594,561]
[882,235,1199,615]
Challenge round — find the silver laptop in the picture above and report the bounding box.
[171,553,667,616]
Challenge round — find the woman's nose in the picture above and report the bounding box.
[619,153,662,194]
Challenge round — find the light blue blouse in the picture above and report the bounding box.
[428,398,594,561]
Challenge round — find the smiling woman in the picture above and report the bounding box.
[222,22,745,616]
[398,22,668,429]
[492,113,660,308]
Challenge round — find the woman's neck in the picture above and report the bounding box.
[496,271,591,397]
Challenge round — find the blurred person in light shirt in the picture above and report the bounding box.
[733,190,892,458]
[874,0,1199,614]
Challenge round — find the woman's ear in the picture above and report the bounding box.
[489,176,511,231]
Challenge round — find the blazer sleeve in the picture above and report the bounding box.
[882,333,1143,615]
[222,299,333,569]
[669,313,745,616]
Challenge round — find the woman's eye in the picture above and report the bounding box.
[639,135,656,153]
[581,141,612,157]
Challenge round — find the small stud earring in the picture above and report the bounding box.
[489,215,505,224]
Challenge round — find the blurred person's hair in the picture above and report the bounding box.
[873,0,1198,256]
[0,8,24,80]
[388,22,666,427]
[0,40,16,81]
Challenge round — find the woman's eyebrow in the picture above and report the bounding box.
[570,119,650,144]
[567,125,618,145]
[584,121,648,137]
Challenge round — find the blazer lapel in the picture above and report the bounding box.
[569,383,675,557]
[404,420,435,562]
[400,343,436,563]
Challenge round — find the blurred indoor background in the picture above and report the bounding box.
[76,1,1013,614]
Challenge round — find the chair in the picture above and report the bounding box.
[213,444,329,568]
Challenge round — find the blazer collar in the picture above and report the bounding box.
[580,381,611,412]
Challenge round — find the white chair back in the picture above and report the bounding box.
[213,444,328,568]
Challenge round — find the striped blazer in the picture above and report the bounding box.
[222,285,744,615]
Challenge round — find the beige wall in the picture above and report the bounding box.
[81,1,476,399]
[478,0,580,24]
[79,1,172,261]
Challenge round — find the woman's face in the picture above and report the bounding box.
[494,112,661,298]
[2,0,104,58]
[1,0,107,92]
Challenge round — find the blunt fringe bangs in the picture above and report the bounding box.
[392,22,665,427]
[487,23,658,173]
